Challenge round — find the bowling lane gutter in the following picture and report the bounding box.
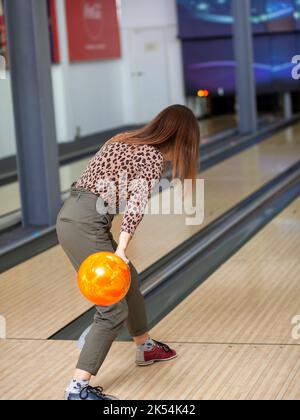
[50,160,300,341]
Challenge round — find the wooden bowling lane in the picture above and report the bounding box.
[0,339,299,400]
[198,114,236,139]
[1,124,300,340]
[151,197,300,346]
[0,115,237,217]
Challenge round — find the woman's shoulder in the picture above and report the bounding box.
[101,140,133,152]
[101,140,164,166]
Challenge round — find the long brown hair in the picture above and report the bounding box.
[109,105,200,180]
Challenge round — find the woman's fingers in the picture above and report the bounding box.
[115,248,129,265]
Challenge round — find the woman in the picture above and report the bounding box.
[56,104,200,400]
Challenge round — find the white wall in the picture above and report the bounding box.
[0,0,184,159]
[121,0,178,27]
[69,61,123,138]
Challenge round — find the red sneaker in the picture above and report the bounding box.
[136,340,177,366]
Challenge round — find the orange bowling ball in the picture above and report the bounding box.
[78,252,131,306]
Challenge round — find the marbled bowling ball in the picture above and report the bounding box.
[78,252,131,306]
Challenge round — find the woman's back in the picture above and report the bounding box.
[76,141,165,235]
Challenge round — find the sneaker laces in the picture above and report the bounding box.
[79,385,106,400]
[153,340,171,352]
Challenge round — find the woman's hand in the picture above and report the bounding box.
[115,231,131,265]
[115,247,129,265]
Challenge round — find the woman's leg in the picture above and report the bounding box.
[73,262,149,381]
[110,240,150,343]
[76,299,129,376]
[57,195,129,383]
[125,262,150,343]
[110,243,178,367]
[124,261,177,367]
[74,251,149,379]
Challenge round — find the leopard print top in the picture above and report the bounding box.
[76,141,165,236]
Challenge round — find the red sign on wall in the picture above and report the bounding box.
[65,0,121,62]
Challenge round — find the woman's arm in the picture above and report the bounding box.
[115,231,131,264]
[115,148,165,264]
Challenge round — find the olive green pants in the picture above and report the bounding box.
[56,186,148,376]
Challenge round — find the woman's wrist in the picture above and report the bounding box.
[117,244,126,252]
[117,231,131,252]
[115,247,129,265]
